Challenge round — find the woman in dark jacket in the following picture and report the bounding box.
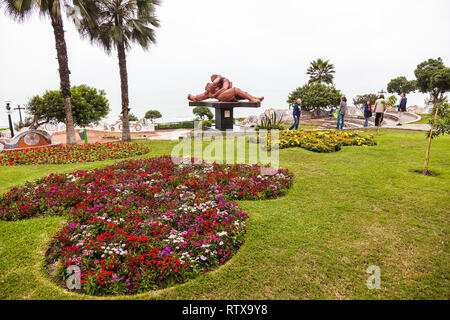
[363,101,372,127]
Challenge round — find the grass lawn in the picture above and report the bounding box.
[0,130,449,299]
[279,124,319,130]
[411,114,432,124]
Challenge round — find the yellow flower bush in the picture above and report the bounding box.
[258,130,376,152]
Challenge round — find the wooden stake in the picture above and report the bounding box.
[423,105,439,175]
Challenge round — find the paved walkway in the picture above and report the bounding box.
[144,129,192,140]
[380,123,431,131]
[320,111,431,131]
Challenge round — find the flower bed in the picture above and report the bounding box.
[0,142,150,166]
[0,156,293,295]
[259,130,376,152]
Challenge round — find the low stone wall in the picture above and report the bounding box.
[0,130,52,150]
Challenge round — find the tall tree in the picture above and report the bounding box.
[306,58,335,85]
[1,0,87,144]
[144,109,162,123]
[27,84,110,128]
[192,106,213,121]
[287,83,342,113]
[120,113,139,122]
[387,76,416,95]
[414,57,450,104]
[353,93,378,107]
[75,0,160,142]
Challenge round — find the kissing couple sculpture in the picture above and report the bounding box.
[188,74,264,103]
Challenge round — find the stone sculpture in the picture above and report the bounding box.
[188,74,264,103]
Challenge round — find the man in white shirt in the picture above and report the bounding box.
[373,94,386,127]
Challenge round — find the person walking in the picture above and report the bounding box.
[363,100,372,127]
[373,94,386,127]
[397,92,407,126]
[289,99,301,130]
[336,96,347,129]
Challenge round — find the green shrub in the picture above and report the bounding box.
[200,120,213,128]
[156,121,195,130]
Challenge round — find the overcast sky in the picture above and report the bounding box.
[1,0,450,127]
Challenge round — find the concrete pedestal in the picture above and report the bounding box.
[189,101,260,131]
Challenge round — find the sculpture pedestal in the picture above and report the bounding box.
[189,101,261,131]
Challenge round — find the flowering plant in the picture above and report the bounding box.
[0,142,150,166]
[0,156,293,295]
[258,130,376,152]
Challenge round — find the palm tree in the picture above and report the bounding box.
[75,0,160,142]
[307,58,335,85]
[1,0,84,145]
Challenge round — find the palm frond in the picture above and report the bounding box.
[71,0,160,53]
[306,58,335,85]
[1,0,35,20]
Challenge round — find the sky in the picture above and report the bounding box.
[1,0,450,128]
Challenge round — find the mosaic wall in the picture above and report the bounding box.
[36,119,155,133]
[0,130,52,150]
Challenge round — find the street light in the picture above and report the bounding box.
[5,101,15,138]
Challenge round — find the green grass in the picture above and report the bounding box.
[410,114,432,124]
[278,124,319,130]
[0,130,449,299]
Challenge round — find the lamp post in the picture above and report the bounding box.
[6,102,15,138]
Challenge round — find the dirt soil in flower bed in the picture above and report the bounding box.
[0,155,293,295]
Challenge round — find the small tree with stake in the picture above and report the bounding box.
[412,57,450,174]
[423,98,450,175]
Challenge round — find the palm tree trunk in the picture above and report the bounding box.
[50,8,77,145]
[117,41,131,142]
